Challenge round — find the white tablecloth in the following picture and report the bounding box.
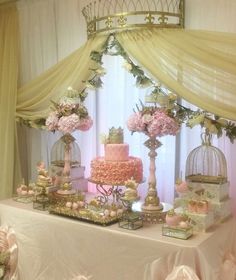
[0,199,235,280]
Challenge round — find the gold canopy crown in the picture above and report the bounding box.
[82,0,185,38]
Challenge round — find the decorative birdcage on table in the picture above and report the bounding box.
[51,133,81,168]
[50,134,87,193]
[185,133,227,184]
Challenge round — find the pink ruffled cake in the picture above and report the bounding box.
[90,156,143,185]
[90,127,143,185]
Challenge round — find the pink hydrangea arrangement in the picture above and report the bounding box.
[46,87,93,134]
[127,105,180,138]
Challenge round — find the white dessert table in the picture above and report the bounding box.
[0,198,235,280]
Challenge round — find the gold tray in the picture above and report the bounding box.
[49,205,121,226]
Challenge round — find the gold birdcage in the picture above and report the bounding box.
[185,133,227,184]
[51,133,81,168]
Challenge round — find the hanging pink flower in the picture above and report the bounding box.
[77,116,93,131]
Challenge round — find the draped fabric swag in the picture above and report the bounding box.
[116,28,236,121]
[0,4,20,199]
[16,35,107,120]
[16,28,236,122]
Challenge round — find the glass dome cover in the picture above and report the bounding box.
[51,133,81,167]
[185,133,227,184]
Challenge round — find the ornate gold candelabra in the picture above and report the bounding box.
[57,133,76,195]
[142,137,168,223]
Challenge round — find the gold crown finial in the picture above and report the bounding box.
[108,127,124,144]
[82,0,185,38]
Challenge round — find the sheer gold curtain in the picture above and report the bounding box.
[16,35,107,121]
[117,28,236,121]
[0,3,20,198]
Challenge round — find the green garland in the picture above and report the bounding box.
[90,34,236,143]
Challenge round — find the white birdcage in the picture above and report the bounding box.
[185,133,227,184]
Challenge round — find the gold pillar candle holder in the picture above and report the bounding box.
[142,137,167,222]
